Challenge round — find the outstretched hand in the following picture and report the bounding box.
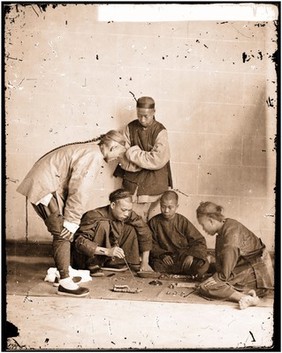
[108,246,125,259]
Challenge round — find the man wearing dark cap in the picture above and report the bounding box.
[114,96,173,221]
[71,188,153,273]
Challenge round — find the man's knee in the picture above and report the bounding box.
[150,259,168,273]
[44,212,64,236]
[198,275,219,296]
[74,235,96,258]
[123,225,138,241]
[190,258,210,276]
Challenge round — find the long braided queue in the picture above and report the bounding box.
[37,135,104,162]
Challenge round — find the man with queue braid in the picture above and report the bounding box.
[17,130,127,297]
[196,201,274,309]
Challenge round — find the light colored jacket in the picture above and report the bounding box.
[115,119,172,202]
[118,126,170,172]
[17,142,104,225]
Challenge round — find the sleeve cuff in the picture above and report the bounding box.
[63,220,79,234]
[35,193,53,206]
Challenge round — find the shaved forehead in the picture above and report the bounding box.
[160,191,178,204]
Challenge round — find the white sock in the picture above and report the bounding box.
[59,277,79,290]
[239,290,260,310]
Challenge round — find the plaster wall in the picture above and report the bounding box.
[5,4,277,250]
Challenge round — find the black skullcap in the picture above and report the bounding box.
[136,96,155,109]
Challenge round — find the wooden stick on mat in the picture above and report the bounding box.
[123,257,137,282]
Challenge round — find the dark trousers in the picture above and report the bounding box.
[151,254,209,277]
[32,195,70,279]
[72,221,140,270]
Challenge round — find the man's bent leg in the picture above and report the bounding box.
[150,259,174,273]
[132,197,161,222]
[197,269,258,301]
[132,203,151,222]
[33,200,70,279]
[53,236,71,279]
[198,274,235,300]
[117,225,140,268]
[147,199,161,221]
[33,199,88,296]
[73,221,111,270]
[180,256,209,277]
[73,235,106,269]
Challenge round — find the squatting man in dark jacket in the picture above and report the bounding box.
[71,188,154,275]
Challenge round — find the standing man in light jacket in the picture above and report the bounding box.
[114,96,173,221]
[17,130,127,297]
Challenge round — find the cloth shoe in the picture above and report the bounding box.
[129,264,141,272]
[57,285,89,297]
[57,277,89,297]
[88,265,105,277]
[102,258,128,271]
[53,276,82,287]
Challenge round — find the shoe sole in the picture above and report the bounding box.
[101,267,128,272]
[91,272,105,277]
[57,291,89,297]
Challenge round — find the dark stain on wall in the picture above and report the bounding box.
[258,51,263,60]
[273,136,277,151]
[242,52,250,63]
[270,50,278,70]
[266,97,275,108]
